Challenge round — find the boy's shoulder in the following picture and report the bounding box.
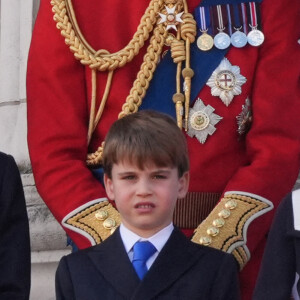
[188,236,237,265]
[59,230,120,270]
[165,227,238,268]
[63,232,116,261]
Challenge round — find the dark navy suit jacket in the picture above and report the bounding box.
[56,227,240,300]
[253,192,300,299]
[0,152,31,299]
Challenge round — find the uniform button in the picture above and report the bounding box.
[199,236,212,245]
[218,209,231,219]
[213,218,225,228]
[207,226,220,236]
[103,218,116,229]
[225,199,237,210]
[95,210,108,220]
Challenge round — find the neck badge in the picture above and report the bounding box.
[206,58,247,106]
[186,99,222,144]
[158,5,184,31]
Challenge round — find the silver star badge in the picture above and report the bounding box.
[206,58,247,106]
[158,5,184,31]
[186,99,222,144]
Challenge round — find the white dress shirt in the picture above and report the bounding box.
[119,223,174,270]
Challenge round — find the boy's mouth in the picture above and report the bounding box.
[135,202,155,209]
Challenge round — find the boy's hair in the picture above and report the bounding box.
[102,110,189,178]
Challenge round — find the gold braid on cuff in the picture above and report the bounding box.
[191,193,272,270]
[65,200,121,244]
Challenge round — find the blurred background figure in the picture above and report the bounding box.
[253,190,300,300]
[0,152,31,300]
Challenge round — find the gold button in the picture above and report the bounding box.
[103,218,116,229]
[218,209,231,219]
[225,200,237,210]
[207,226,219,236]
[95,210,108,220]
[199,236,212,246]
[213,218,225,228]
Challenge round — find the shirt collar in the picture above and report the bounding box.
[120,223,174,254]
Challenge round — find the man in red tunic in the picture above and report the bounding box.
[27,0,300,298]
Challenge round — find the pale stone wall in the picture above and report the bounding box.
[0,1,70,299]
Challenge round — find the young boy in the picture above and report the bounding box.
[55,110,240,300]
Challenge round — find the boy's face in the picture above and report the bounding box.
[104,160,189,237]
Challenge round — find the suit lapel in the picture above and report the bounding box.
[87,229,140,299]
[131,228,205,300]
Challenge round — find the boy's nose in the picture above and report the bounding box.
[136,179,152,197]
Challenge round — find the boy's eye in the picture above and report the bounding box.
[121,175,136,180]
[153,174,167,179]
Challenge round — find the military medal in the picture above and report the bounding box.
[214,5,230,50]
[247,28,264,46]
[196,6,214,51]
[158,5,184,31]
[206,58,247,106]
[247,2,264,46]
[230,4,247,48]
[231,30,247,48]
[186,99,222,144]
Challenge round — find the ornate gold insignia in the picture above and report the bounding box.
[63,200,121,245]
[192,192,273,269]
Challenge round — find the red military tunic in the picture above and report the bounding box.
[27,0,300,299]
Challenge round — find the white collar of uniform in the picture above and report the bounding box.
[119,223,174,254]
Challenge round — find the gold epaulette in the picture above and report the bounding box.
[191,192,273,269]
[63,200,121,245]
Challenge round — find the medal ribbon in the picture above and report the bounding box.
[195,6,211,34]
[226,5,233,36]
[200,7,207,31]
[249,2,258,29]
[216,5,225,31]
[232,4,242,30]
[241,3,248,34]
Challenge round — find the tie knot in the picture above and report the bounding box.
[133,241,156,262]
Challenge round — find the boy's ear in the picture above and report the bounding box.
[178,171,190,199]
[104,174,115,201]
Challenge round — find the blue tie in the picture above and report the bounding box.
[132,241,156,280]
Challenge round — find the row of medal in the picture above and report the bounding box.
[195,2,264,51]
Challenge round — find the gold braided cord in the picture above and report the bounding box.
[181,12,196,129]
[119,25,167,118]
[87,69,97,144]
[50,0,196,166]
[93,70,114,131]
[87,70,114,144]
[87,141,105,166]
[51,0,164,71]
